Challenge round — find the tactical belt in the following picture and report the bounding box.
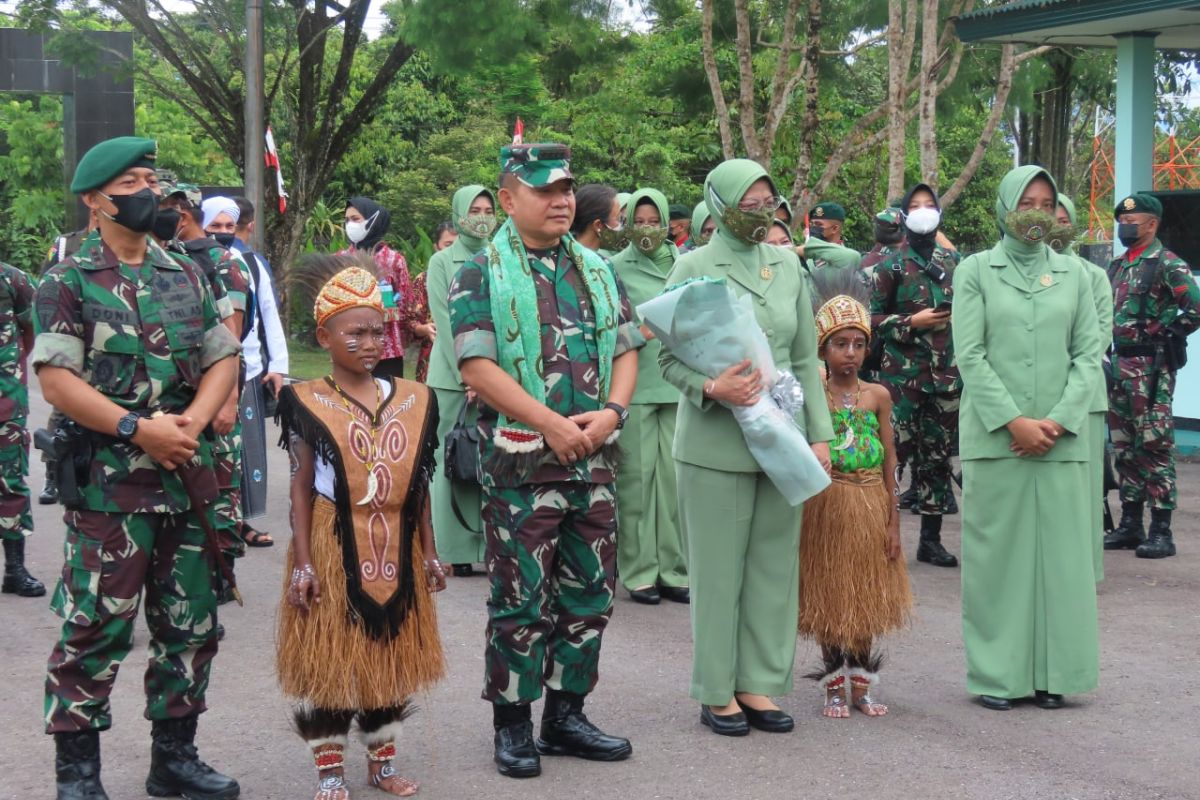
[1115,344,1157,358]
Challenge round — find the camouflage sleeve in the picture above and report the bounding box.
[869,256,914,344]
[192,262,241,369]
[1163,254,1200,337]
[7,264,35,330]
[609,266,645,357]
[29,265,85,374]
[449,254,497,365]
[217,250,251,313]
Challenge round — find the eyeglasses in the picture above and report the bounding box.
[737,195,784,213]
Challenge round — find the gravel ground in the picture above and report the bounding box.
[4,387,1199,800]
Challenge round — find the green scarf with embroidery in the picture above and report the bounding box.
[487,216,621,429]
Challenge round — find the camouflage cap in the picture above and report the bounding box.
[500,143,573,188]
[1114,192,1162,219]
[156,171,202,207]
[70,136,158,193]
[875,207,902,225]
[811,201,846,222]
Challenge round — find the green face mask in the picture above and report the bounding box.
[597,224,627,252]
[1005,209,1056,244]
[460,213,497,239]
[1046,222,1076,254]
[631,224,668,255]
[722,206,774,245]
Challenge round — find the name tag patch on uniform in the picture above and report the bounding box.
[83,303,137,326]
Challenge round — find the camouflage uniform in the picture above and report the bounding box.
[449,244,642,705]
[860,243,899,275]
[0,262,35,542]
[1107,239,1200,510]
[33,231,240,732]
[870,244,961,515]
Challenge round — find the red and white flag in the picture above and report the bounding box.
[264,126,288,214]
[512,117,524,145]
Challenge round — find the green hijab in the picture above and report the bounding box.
[451,184,497,251]
[704,158,777,261]
[1057,193,1077,227]
[995,164,1058,275]
[621,187,675,274]
[690,201,711,245]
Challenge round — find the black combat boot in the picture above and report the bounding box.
[1136,509,1176,559]
[55,730,109,800]
[536,689,632,761]
[40,469,59,505]
[145,717,240,799]
[2,537,46,597]
[1103,501,1144,550]
[493,703,540,778]
[915,515,958,568]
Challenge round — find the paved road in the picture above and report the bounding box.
[4,387,1198,800]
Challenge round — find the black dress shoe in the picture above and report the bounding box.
[657,585,690,604]
[735,699,794,733]
[494,721,541,778]
[699,705,749,737]
[978,695,1012,711]
[536,690,631,761]
[1034,691,1064,709]
[629,586,661,605]
[451,563,475,577]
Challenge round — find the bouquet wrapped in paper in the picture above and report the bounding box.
[638,277,830,505]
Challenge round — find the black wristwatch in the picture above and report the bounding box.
[604,402,629,430]
[115,412,141,442]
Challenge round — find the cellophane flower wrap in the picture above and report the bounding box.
[638,277,830,505]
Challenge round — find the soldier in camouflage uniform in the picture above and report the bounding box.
[0,260,45,597]
[34,137,241,800]
[870,183,961,567]
[450,143,642,778]
[860,207,905,275]
[1103,193,1200,559]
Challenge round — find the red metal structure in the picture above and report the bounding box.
[1090,132,1200,240]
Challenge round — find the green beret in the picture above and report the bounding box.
[811,201,845,222]
[71,136,158,193]
[668,203,691,221]
[875,207,902,225]
[500,142,573,188]
[1114,192,1162,219]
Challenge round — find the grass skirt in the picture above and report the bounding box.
[276,497,445,711]
[798,469,913,649]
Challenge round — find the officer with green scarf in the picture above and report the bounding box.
[1053,194,1113,582]
[426,184,497,575]
[660,158,833,737]
[953,165,1102,711]
[449,143,642,777]
[608,188,687,606]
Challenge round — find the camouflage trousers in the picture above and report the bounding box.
[0,419,32,542]
[481,481,617,705]
[44,508,221,733]
[212,423,244,560]
[890,388,959,515]
[1108,367,1176,510]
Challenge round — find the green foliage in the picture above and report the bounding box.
[0,96,66,271]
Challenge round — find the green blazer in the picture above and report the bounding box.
[425,236,484,391]
[610,243,681,405]
[1081,256,1113,414]
[659,234,833,472]
[952,245,1102,462]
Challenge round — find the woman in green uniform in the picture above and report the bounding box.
[425,184,497,576]
[609,188,688,605]
[569,184,625,258]
[953,166,1102,711]
[660,159,833,736]
[1054,194,1113,583]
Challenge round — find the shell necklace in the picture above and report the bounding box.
[328,376,383,506]
[824,378,862,452]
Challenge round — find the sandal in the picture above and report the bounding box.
[849,668,888,717]
[820,671,849,719]
[241,523,274,547]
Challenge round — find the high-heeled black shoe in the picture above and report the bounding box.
[699,705,749,737]
[735,699,794,733]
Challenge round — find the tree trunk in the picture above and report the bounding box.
[918,0,940,189]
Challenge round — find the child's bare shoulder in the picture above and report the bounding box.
[860,380,892,409]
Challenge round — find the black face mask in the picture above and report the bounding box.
[809,223,828,241]
[151,208,182,242]
[1117,222,1142,248]
[210,232,237,248]
[873,221,904,246]
[100,187,159,234]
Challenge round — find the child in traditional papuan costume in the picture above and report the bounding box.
[798,268,913,718]
[276,255,446,799]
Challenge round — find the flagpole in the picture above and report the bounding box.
[244,0,266,251]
